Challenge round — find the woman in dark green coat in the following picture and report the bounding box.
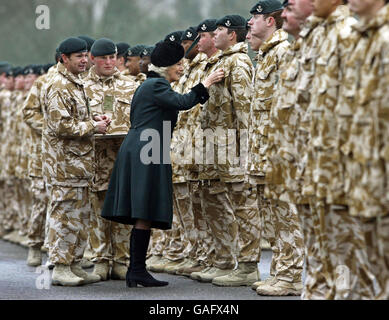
[101,40,224,287]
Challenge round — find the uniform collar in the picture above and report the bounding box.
[300,15,325,39]
[325,5,351,26]
[354,4,389,33]
[57,63,84,86]
[257,29,289,60]
[221,42,248,58]
[88,66,121,83]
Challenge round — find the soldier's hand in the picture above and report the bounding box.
[95,120,108,134]
[203,69,225,89]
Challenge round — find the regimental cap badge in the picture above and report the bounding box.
[143,49,148,56]
[128,49,132,56]
[225,20,231,27]
[169,35,176,42]
[256,5,263,13]
[187,31,193,38]
[201,24,207,31]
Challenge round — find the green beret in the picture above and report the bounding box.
[116,42,131,56]
[0,61,11,74]
[216,15,247,30]
[197,19,218,33]
[91,38,117,57]
[181,27,198,41]
[78,35,96,51]
[59,37,88,55]
[164,31,185,44]
[23,65,35,75]
[12,67,24,77]
[140,46,154,58]
[127,44,146,57]
[283,0,289,7]
[250,0,284,14]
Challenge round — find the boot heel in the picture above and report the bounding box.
[128,280,138,288]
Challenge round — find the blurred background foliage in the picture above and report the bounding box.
[0,0,256,66]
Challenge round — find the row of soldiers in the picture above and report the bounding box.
[0,0,389,299]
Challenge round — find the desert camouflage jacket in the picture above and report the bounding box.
[84,66,137,191]
[200,43,253,183]
[247,29,290,185]
[42,63,96,187]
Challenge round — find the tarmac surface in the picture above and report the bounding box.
[0,239,299,300]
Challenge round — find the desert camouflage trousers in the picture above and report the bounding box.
[376,215,389,299]
[148,229,168,257]
[89,190,131,265]
[262,193,304,283]
[190,181,215,266]
[27,178,48,248]
[47,186,91,265]
[16,178,32,237]
[0,178,21,232]
[305,200,379,299]
[200,180,238,270]
[162,197,187,261]
[228,182,260,263]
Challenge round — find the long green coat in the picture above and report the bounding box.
[101,72,209,230]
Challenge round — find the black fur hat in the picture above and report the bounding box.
[151,41,185,67]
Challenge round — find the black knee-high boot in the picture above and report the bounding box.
[126,228,169,287]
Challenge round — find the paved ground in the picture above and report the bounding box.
[0,239,299,300]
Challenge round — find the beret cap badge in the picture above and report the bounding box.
[187,31,193,38]
[225,20,231,27]
[257,5,263,13]
[169,35,176,42]
[201,24,207,31]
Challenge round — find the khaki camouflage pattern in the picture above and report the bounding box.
[89,190,131,265]
[200,180,238,270]
[227,182,259,263]
[377,215,389,299]
[306,6,356,205]
[148,229,168,257]
[247,29,290,185]
[23,73,53,178]
[200,44,252,182]
[0,90,19,179]
[163,200,188,261]
[27,177,48,248]
[189,181,215,266]
[121,69,146,87]
[265,38,302,201]
[42,63,96,187]
[341,5,389,218]
[84,66,137,191]
[47,186,92,265]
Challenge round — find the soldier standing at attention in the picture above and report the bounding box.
[78,35,96,73]
[339,0,389,299]
[42,37,110,286]
[245,0,304,294]
[83,38,138,281]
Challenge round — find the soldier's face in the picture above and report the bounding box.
[214,26,233,51]
[166,60,184,83]
[24,74,37,90]
[5,76,14,90]
[93,54,117,77]
[198,32,216,54]
[140,56,151,74]
[246,28,262,51]
[14,75,25,90]
[289,0,314,21]
[281,5,301,36]
[249,14,269,42]
[0,73,6,85]
[62,52,88,75]
[348,0,385,16]
[126,56,141,76]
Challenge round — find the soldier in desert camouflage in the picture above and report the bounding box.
[42,37,110,286]
[83,38,138,281]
